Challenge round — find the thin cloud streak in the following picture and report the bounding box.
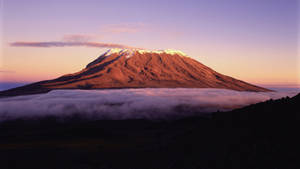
[0,70,15,74]
[10,41,138,49]
[101,23,146,34]
[62,34,95,42]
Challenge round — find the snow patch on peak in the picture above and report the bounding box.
[136,49,188,57]
[103,48,189,58]
[105,48,129,56]
[103,48,134,58]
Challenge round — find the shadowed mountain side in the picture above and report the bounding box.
[0,93,298,169]
[0,49,270,97]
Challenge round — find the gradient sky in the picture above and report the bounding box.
[0,0,299,86]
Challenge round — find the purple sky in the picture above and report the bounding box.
[0,0,299,86]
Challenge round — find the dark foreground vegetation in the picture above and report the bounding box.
[0,93,299,169]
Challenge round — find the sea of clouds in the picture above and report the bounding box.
[0,88,299,121]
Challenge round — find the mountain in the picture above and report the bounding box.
[0,48,270,97]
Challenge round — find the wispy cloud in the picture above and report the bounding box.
[100,22,184,40]
[9,22,181,49]
[0,70,15,74]
[10,41,138,49]
[62,34,94,42]
[101,23,147,34]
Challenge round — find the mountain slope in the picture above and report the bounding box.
[0,49,270,97]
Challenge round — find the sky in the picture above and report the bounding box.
[0,0,299,87]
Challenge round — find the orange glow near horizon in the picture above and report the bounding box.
[1,45,299,88]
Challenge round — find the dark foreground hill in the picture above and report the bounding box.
[0,93,299,169]
[0,49,269,97]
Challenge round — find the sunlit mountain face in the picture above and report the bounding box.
[0,48,270,97]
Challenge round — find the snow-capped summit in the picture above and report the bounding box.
[102,48,188,58]
[0,48,271,97]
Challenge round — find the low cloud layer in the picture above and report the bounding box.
[0,88,299,121]
[10,41,137,49]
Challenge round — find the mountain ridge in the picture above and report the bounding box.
[0,48,271,97]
